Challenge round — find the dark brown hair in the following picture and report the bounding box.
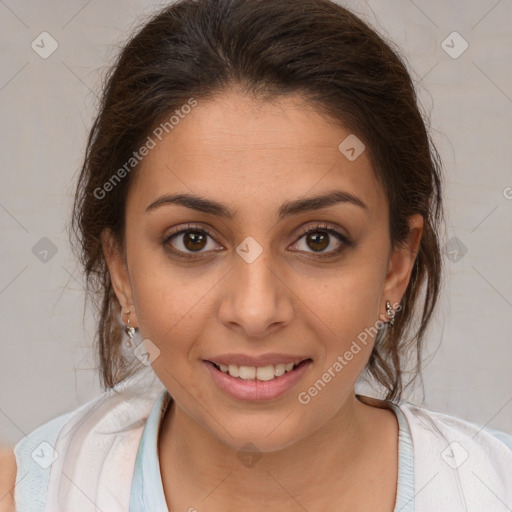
[70,0,444,401]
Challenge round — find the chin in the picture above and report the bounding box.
[206,414,310,454]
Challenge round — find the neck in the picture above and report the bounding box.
[158,392,395,509]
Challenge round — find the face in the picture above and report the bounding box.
[104,89,422,452]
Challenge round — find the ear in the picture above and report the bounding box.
[101,228,138,328]
[381,213,423,313]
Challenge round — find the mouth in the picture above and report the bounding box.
[203,358,313,402]
[207,358,312,381]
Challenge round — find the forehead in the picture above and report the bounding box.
[128,90,386,221]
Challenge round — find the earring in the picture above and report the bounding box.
[385,300,395,326]
[125,309,136,340]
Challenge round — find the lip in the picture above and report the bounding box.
[203,358,313,402]
[205,353,311,367]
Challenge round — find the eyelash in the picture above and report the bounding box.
[162,222,353,260]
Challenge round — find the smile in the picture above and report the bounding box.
[203,359,313,401]
[210,361,303,380]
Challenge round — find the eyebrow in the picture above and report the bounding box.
[145,189,368,220]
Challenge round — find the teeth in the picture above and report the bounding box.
[274,364,286,377]
[228,364,239,377]
[239,365,256,379]
[215,361,303,380]
[256,365,275,381]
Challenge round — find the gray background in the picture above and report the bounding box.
[1,0,511,447]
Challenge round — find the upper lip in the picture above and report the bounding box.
[206,353,311,367]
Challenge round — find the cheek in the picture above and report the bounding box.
[128,254,221,353]
[308,261,384,332]
[298,284,382,410]
[303,254,387,376]
[130,269,213,395]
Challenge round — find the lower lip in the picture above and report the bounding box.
[203,359,312,402]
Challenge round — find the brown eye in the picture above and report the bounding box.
[162,224,222,259]
[167,229,215,253]
[291,224,353,258]
[304,231,330,252]
[181,231,208,251]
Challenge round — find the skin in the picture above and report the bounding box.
[0,448,16,512]
[103,88,423,511]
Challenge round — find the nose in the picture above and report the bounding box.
[217,247,294,338]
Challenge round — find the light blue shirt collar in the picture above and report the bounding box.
[129,389,172,512]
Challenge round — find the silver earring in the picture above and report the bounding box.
[386,300,395,326]
[125,310,136,340]
[126,322,136,340]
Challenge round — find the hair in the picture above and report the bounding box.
[70,0,444,401]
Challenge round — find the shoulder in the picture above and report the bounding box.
[397,401,512,510]
[12,368,166,511]
[399,400,512,453]
[0,447,16,512]
[12,410,73,512]
[12,394,120,512]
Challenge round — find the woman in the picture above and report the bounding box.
[4,0,512,510]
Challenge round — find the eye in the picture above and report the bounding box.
[162,222,353,260]
[162,224,222,259]
[290,223,353,258]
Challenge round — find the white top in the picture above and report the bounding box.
[13,365,512,511]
